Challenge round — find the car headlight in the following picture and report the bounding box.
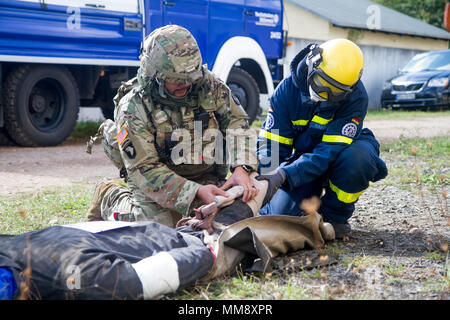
[382,81,392,90]
[427,77,449,87]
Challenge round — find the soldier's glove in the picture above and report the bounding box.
[255,167,287,206]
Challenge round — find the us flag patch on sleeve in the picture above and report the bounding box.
[116,125,128,145]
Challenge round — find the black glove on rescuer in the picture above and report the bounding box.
[255,168,287,206]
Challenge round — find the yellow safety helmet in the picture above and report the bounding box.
[306,39,364,102]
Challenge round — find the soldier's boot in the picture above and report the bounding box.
[87,181,119,221]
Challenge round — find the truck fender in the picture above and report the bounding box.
[211,36,274,97]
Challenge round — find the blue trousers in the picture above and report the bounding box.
[260,130,387,222]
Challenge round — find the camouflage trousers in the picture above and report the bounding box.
[99,174,225,228]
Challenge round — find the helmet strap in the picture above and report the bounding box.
[155,78,167,98]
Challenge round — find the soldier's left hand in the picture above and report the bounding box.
[220,166,258,202]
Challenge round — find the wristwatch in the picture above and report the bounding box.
[232,165,253,173]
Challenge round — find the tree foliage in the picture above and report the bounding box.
[373,0,448,30]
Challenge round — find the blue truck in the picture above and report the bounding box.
[0,0,285,147]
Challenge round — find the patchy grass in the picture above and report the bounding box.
[365,109,450,121]
[0,183,93,235]
[380,135,449,157]
[69,121,102,140]
[380,136,449,189]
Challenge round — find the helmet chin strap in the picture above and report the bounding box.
[309,85,327,102]
[155,78,167,98]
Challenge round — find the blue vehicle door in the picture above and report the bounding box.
[0,0,143,64]
[162,0,209,64]
[244,0,282,60]
[208,0,245,68]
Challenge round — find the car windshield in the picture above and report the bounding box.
[402,51,450,72]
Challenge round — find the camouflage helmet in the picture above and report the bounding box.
[140,25,203,85]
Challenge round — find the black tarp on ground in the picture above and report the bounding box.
[0,221,213,300]
[0,205,334,300]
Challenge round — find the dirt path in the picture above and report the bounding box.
[0,116,449,197]
[365,116,450,143]
[0,142,117,197]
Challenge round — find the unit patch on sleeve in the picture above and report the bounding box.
[122,140,137,159]
[116,125,129,145]
[264,113,275,130]
[342,122,358,138]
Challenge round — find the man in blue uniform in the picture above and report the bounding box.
[256,39,388,238]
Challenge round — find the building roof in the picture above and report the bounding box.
[287,0,450,40]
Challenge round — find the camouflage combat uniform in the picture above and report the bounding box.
[89,25,258,227]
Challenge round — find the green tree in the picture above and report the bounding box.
[373,0,448,30]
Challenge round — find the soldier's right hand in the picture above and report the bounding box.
[196,184,229,205]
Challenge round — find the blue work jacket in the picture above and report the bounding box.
[257,44,369,189]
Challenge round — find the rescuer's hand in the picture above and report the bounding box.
[196,184,229,205]
[220,166,258,203]
[255,167,287,206]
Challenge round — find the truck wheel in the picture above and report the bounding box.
[3,65,80,147]
[227,67,260,125]
[0,128,16,146]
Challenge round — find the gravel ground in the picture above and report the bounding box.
[270,154,450,300]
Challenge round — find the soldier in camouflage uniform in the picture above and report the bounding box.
[87,25,259,228]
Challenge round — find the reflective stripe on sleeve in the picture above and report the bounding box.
[291,119,309,126]
[329,180,365,203]
[311,115,333,125]
[322,135,353,144]
[259,129,293,145]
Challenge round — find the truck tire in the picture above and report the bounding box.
[0,128,16,146]
[227,67,259,125]
[3,64,80,147]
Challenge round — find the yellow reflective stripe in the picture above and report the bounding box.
[259,129,293,145]
[329,180,365,203]
[322,135,353,144]
[311,115,333,125]
[291,119,309,126]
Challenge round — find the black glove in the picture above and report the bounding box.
[255,168,287,206]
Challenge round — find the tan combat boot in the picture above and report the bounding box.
[87,181,119,221]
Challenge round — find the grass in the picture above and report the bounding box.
[365,109,449,121]
[69,121,102,140]
[380,136,450,189]
[0,183,94,235]
[380,135,449,157]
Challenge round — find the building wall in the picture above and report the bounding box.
[281,2,449,108]
[283,2,449,51]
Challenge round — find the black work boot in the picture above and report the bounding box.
[324,220,351,239]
